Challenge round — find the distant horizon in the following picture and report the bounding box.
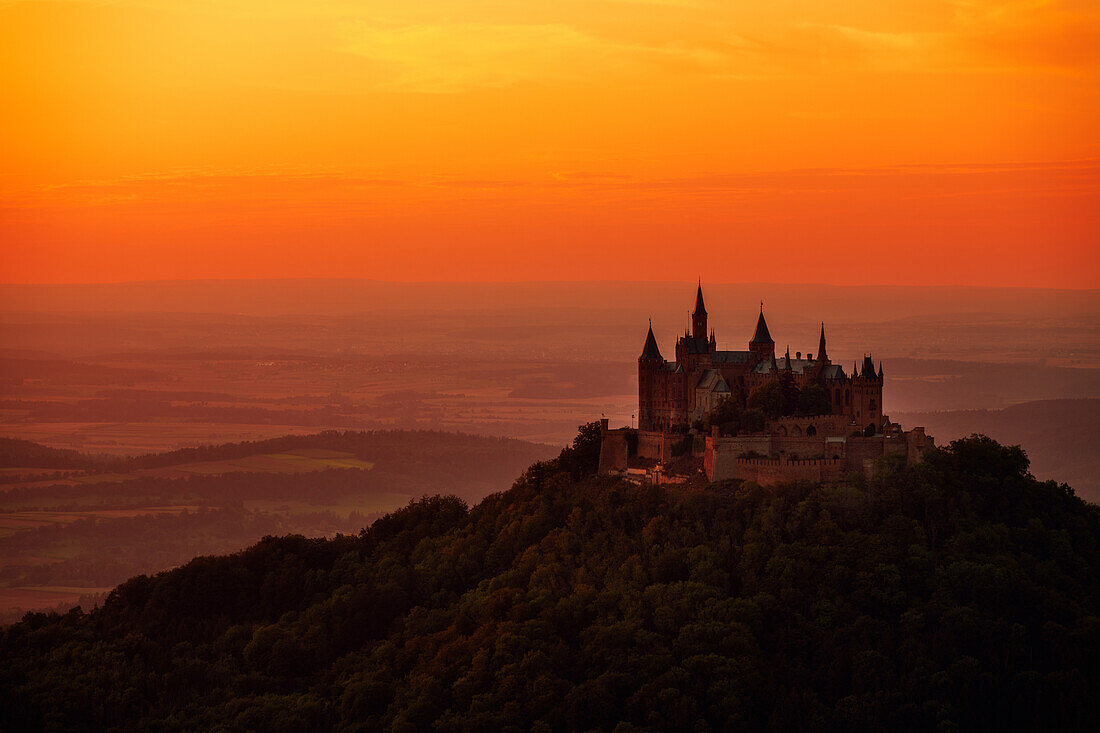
[2,277,1097,292]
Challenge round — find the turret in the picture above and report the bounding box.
[692,280,708,340]
[850,353,884,433]
[640,321,663,362]
[749,303,775,364]
[638,321,664,432]
[862,355,876,378]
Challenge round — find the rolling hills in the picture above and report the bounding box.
[0,431,556,622]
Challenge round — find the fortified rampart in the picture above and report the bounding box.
[703,424,934,485]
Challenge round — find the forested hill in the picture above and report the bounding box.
[2,431,1098,731]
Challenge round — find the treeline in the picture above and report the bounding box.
[0,506,375,591]
[117,429,552,474]
[0,469,381,511]
[0,398,378,427]
[0,438,106,471]
[1,431,1097,730]
[0,430,552,477]
[0,357,161,385]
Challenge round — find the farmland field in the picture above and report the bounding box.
[0,430,556,622]
[0,449,374,492]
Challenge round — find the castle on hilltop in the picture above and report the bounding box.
[599,283,934,485]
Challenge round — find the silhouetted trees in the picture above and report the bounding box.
[1,433,1097,731]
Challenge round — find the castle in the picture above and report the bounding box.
[599,283,934,485]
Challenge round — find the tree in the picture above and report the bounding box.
[557,422,603,480]
[746,375,799,419]
[796,384,831,416]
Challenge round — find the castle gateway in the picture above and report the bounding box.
[599,283,933,485]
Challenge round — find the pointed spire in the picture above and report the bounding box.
[783,346,793,370]
[751,305,773,344]
[641,322,662,360]
[818,323,828,361]
[862,354,876,377]
[878,361,884,379]
[693,279,706,317]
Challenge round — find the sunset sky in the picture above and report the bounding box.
[2,0,1097,287]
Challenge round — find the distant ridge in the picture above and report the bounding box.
[3,279,1096,320]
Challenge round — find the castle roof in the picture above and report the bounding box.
[821,364,846,380]
[641,325,662,360]
[751,309,773,344]
[713,350,750,364]
[754,356,819,375]
[861,355,876,378]
[696,369,731,395]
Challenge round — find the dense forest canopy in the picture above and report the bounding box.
[1,429,1097,731]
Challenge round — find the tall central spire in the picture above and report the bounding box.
[691,279,708,339]
[817,323,828,362]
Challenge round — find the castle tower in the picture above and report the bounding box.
[692,281,707,340]
[851,354,884,433]
[749,304,775,365]
[638,322,663,431]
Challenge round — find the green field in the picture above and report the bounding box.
[3,449,375,491]
[160,449,374,476]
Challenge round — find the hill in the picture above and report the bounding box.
[893,399,1100,503]
[0,431,557,622]
[1,431,1098,731]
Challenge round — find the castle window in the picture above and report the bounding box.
[869,398,877,411]
[845,390,850,405]
[806,425,817,436]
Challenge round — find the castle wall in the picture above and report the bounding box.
[706,426,931,484]
[733,457,846,486]
[772,436,832,459]
[907,427,934,463]
[636,430,673,464]
[705,434,771,481]
[772,414,851,439]
[598,422,629,475]
[844,436,886,471]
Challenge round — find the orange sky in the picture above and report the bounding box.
[1,0,1097,287]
